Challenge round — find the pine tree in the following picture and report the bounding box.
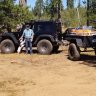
[33,0,44,18]
[88,0,96,24]
[78,0,81,7]
[19,0,27,7]
[67,0,74,9]
[44,0,63,19]
[0,0,33,30]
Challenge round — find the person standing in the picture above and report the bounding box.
[21,24,34,54]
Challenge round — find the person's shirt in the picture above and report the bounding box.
[22,28,34,39]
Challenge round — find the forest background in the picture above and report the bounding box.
[0,0,96,30]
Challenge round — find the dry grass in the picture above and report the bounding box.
[0,47,96,96]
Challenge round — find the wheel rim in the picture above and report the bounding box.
[4,43,11,52]
[41,43,48,52]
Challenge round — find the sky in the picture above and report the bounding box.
[16,0,67,8]
[16,0,86,8]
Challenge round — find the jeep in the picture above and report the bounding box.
[0,20,62,54]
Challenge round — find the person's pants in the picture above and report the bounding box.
[25,38,32,54]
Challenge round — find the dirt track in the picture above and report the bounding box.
[0,47,96,96]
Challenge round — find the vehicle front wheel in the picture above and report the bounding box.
[37,39,53,55]
[68,43,80,61]
[0,39,15,54]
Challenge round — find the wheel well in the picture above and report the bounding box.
[1,37,14,44]
[36,37,53,45]
[0,37,18,49]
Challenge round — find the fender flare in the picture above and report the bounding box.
[34,35,55,45]
[0,32,19,45]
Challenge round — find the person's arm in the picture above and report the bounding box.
[31,29,34,41]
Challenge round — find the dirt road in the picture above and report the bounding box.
[0,47,96,96]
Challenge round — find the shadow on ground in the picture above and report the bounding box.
[80,54,96,67]
[32,49,63,54]
[21,49,63,55]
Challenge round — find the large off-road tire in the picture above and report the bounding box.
[53,45,59,52]
[68,43,80,61]
[0,39,15,54]
[37,39,53,55]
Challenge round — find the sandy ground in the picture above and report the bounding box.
[0,46,96,96]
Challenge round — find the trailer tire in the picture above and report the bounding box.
[37,39,53,55]
[0,39,15,54]
[68,43,80,61]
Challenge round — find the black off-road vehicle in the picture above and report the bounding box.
[0,20,62,54]
[0,2,63,55]
[1,21,96,61]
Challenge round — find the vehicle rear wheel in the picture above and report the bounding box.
[68,43,80,61]
[37,39,53,55]
[0,39,15,54]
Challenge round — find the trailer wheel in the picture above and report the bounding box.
[37,39,53,55]
[0,39,15,54]
[68,43,80,61]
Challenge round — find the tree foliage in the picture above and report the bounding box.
[0,0,33,30]
[32,0,44,19]
[89,0,96,21]
[0,0,96,30]
[67,0,74,9]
